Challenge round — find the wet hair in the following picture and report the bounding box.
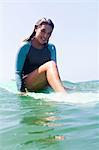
[24,18,54,42]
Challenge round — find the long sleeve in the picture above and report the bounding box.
[48,43,57,63]
[15,42,31,92]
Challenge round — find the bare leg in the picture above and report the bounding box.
[25,61,66,93]
[38,61,66,92]
[24,71,48,91]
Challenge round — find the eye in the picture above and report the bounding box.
[40,29,52,37]
[41,29,46,33]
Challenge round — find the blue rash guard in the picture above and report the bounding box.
[16,41,57,92]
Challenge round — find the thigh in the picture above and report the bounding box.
[24,69,48,91]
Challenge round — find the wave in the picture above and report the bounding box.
[0,80,99,106]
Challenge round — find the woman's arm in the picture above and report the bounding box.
[15,42,31,92]
[48,43,57,63]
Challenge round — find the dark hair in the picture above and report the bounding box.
[24,18,54,42]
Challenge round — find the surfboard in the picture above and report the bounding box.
[0,80,98,105]
[0,80,53,99]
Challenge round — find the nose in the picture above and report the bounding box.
[43,33,48,39]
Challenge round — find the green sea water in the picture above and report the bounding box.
[0,80,99,150]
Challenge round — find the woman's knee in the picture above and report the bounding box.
[47,60,57,69]
[38,61,57,73]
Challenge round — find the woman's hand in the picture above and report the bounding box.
[18,92,28,96]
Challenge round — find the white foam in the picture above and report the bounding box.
[0,82,99,105]
[27,92,99,105]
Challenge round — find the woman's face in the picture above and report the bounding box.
[35,24,53,44]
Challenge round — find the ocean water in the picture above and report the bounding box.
[0,80,99,150]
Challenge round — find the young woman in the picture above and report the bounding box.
[16,18,66,93]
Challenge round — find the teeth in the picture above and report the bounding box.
[42,37,46,41]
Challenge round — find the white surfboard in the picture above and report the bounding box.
[0,80,98,105]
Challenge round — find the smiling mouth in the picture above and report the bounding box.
[40,37,47,43]
[41,37,46,41]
